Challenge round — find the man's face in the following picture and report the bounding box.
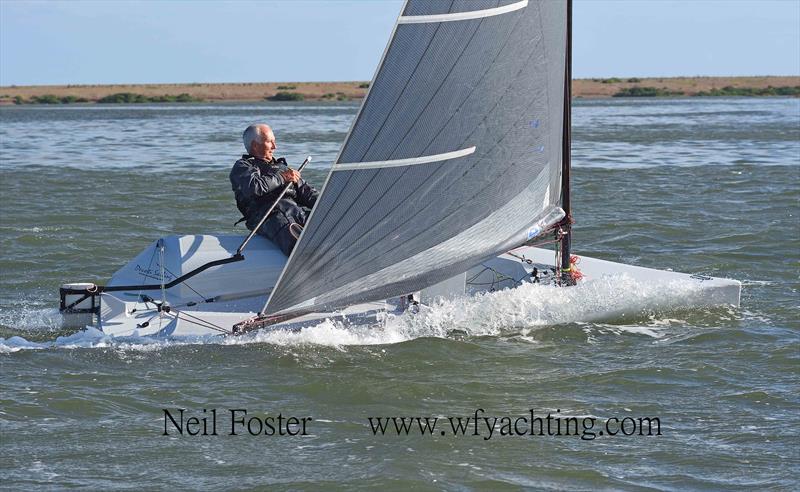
[254,126,277,160]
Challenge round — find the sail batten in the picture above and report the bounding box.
[398,0,528,24]
[333,146,476,171]
[264,0,567,315]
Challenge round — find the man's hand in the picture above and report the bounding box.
[281,168,301,184]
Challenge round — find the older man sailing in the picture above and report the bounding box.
[230,124,319,256]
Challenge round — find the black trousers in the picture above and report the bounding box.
[252,201,308,256]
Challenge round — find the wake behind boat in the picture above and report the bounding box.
[58,0,740,337]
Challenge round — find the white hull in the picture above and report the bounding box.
[60,234,741,338]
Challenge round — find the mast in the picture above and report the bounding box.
[559,0,574,285]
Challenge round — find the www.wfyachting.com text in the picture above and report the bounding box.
[368,409,662,441]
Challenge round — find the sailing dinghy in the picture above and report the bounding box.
[59,0,740,337]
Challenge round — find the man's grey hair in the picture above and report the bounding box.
[243,124,265,153]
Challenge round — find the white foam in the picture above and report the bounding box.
[0,336,47,353]
[0,274,732,353]
[0,306,62,332]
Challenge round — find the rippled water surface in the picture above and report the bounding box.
[1,98,798,490]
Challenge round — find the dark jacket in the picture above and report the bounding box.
[229,154,318,231]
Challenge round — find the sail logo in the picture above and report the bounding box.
[135,263,174,282]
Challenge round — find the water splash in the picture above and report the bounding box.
[0,274,738,353]
[0,306,62,334]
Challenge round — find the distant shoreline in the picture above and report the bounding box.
[1,76,798,105]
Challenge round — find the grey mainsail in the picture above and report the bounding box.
[264,0,568,315]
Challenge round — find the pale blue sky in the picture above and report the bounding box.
[1,0,798,86]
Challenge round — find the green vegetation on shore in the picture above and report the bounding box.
[13,94,90,104]
[11,92,203,104]
[592,77,642,84]
[693,85,800,97]
[267,91,305,101]
[613,86,685,97]
[321,92,350,101]
[96,92,202,103]
[613,85,800,98]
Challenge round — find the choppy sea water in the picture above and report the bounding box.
[0,98,798,490]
